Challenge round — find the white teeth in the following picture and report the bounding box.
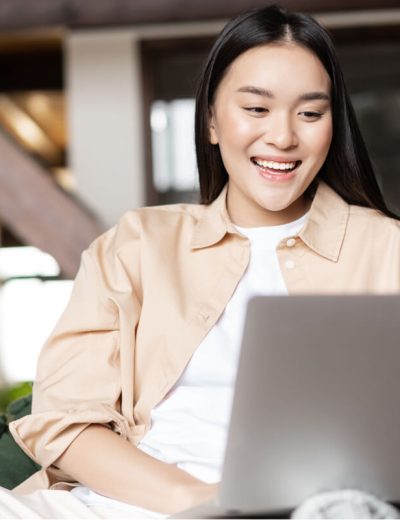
[254,159,297,170]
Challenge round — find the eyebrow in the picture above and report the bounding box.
[236,86,330,102]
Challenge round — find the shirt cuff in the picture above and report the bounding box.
[8,403,132,469]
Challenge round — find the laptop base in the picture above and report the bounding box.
[171,500,291,519]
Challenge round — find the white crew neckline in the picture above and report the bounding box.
[234,212,308,250]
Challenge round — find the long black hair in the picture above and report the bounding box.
[195,4,398,219]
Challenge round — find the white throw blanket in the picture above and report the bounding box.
[292,489,400,519]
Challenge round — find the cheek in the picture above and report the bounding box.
[215,110,257,146]
[304,120,333,158]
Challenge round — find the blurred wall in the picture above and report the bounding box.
[66,31,145,228]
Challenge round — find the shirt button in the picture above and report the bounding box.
[285,259,296,269]
[286,238,296,248]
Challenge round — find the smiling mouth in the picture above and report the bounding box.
[251,158,302,173]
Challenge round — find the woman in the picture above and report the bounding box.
[4,4,400,518]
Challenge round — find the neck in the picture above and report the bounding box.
[227,192,311,228]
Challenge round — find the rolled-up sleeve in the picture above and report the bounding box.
[9,222,141,470]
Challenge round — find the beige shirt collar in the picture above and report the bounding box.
[190,184,233,249]
[191,181,350,262]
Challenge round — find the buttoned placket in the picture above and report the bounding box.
[283,236,297,269]
[277,235,309,292]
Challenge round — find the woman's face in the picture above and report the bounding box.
[209,43,333,226]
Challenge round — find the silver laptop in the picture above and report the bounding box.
[172,294,400,518]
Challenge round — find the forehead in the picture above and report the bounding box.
[217,43,331,97]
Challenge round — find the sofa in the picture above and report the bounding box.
[0,394,40,489]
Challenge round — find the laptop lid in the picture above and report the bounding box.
[218,294,400,514]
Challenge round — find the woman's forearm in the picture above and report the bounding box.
[55,424,217,514]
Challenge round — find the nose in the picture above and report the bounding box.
[263,112,298,150]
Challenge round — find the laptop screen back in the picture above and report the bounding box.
[219,295,400,513]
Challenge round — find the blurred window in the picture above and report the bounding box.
[151,99,198,194]
[141,37,213,205]
[0,247,72,384]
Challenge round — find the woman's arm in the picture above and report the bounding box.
[55,424,218,515]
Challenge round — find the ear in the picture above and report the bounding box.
[208,108,219,145]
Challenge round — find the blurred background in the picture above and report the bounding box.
[0,0,399,408]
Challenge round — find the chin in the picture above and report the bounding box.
[259,198,294,213]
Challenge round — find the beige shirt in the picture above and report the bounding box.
[10,181,400,491]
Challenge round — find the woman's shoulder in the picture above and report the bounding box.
[134,200,205,218]
[348,203,400,239]
[120,201,205,233]
[91,201,206,250]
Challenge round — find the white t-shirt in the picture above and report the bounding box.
[72,212,308,516]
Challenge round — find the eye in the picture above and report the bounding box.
[244,107,269,115]
[299,111,323,120]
